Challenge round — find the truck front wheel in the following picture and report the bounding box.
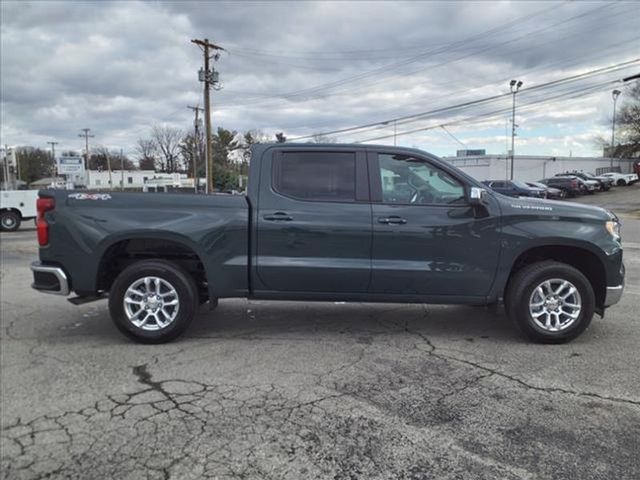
[108,259,198,343]
[505,261,595,343]
[1,211,21,232]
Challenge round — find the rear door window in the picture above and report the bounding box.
[273,151,356,202]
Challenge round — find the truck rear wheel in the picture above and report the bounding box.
[108,259,198,343]
[505,261,595,343]
[1,211,21,232]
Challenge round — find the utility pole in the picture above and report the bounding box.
[187,105,204,193]
[78,128,94,170]
[15,148,21,182]
[47,141,59,176]
[107,150,112,189]
[2,144,9,187]
[191,38,225,194]
[611,89,621,168]
[509,80,523,180]
[120,148,124,191]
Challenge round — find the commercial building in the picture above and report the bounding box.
[443,153,637,183]
[86,170,188,189]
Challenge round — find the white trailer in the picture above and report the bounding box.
[1,190,39,232]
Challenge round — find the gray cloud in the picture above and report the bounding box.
[1,0,638,158]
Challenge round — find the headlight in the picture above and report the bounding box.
[605,220,621,241]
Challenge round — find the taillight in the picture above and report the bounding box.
[36,197,55,246]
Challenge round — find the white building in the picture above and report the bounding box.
[86,170,188,189]
[443,154,636,183]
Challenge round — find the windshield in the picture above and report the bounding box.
[512,180,531,189]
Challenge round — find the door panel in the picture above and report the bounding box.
[368,151,500,297]
[256,149,372,293]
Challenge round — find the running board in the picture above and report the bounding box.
[68,294,107,305]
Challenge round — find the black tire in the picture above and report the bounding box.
[505,261,595,344]
[1,211,21,232]
[108,259,198,343]
[617,179,626,186]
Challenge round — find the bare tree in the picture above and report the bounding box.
[135,138,157,171]
[89,146,135,171]
[615,82,640,157]
[595,83,640,158]
[152,125,183,172]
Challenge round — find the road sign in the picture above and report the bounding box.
[58,156,84,175]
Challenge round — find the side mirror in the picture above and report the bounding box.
[469,186,489,206]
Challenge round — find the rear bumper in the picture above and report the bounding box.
[31,262,70,296]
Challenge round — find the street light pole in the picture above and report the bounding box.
[509,80,523,180]
[611,89,621,168]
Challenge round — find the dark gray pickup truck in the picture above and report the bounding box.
[31,144,625,343]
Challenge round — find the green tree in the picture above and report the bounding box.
[180,133,205,178]
[212,127,240,167]
[214,167,239,192]
[239,129,269,174]
[275,132,286,143]
[16,147,55,184]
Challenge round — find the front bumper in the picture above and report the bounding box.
[31,262,70,296]
[604,284,624,307]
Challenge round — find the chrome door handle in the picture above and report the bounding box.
[378,216,407,225]
[263,212,293,221]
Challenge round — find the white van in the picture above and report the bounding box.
[1,190,39,231]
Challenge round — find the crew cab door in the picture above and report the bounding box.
[255,148,371,293]
[368,150,500,298]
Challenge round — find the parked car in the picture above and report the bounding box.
[559,171,613,191]
[555,173,601,193]
[554,175,597,194]
[481,180,547,198]
[31,144,625,344]
[538,177,583,197]
[1,190,38,231]
[526,181,565,199]
[599,172,639,186]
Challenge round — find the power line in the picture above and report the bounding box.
[214,2,567,107]
[288,59,639,141]
[216,1,626,109]
[270,35,639,134]
[440,126,466,147]
[353,79,618,144]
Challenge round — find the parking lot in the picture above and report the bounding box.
[1,186,639,479]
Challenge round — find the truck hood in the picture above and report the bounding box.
[495,194,613,222]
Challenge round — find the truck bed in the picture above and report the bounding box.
[38,190,250,298]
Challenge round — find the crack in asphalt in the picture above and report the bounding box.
[2,304,640,479]
[381,307,640,407]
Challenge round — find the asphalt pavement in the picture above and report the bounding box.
[1,185,639,479]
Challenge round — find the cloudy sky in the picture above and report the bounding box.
[1,0,639,160]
